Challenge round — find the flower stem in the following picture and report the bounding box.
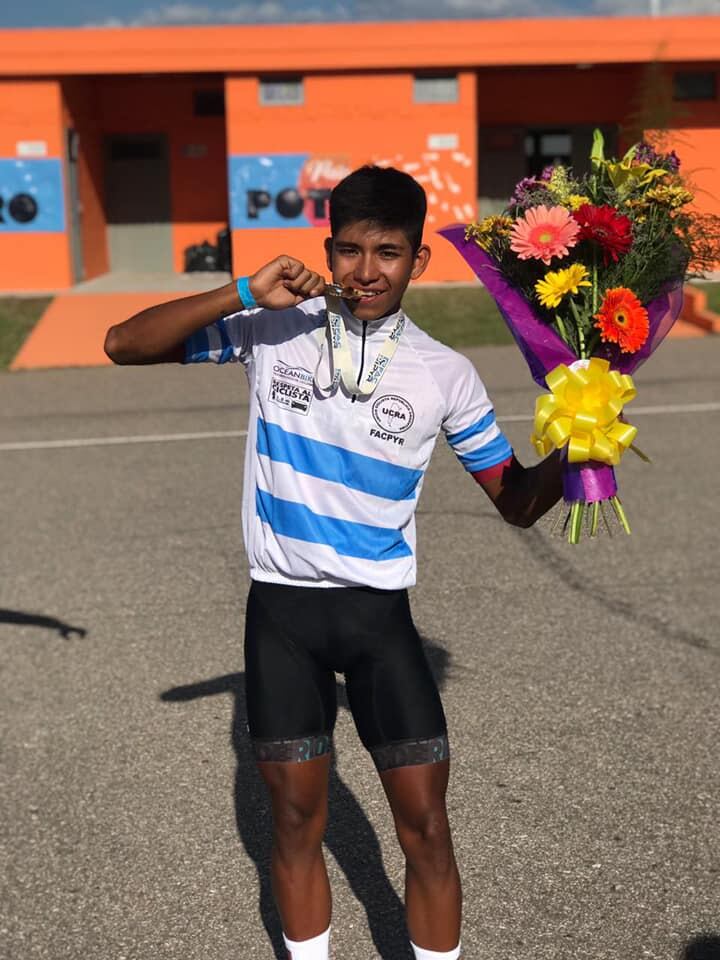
[592,247,599,316]
[585,328,601,356]
[569,501,585,544]
[569,298,587,359]
[554,312,569,345]
[610,496,632,535]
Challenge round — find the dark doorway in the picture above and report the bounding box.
[104,133,173,272]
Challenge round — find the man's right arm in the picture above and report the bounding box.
[103,257,326,365]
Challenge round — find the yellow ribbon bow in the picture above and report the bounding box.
[532,358,638,465]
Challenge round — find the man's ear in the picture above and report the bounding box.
[410,243,431,281]
[324,237,333,272]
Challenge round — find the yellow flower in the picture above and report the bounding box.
[644,184,694,208]
[548,166,571,197]
[567,194,591,211]
[465,216,513,251]
[535,264,592,309]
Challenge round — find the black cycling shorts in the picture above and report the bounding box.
[244,580,448,771]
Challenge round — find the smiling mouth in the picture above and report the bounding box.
[354,289,385,300]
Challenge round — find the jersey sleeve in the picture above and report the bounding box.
[183,309,261,365]
[442,355,513,473]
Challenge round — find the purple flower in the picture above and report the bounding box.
[635,141,659,166]
[540,165,555,182]
[665,150,681,173]
[511,176,538,203]
[635,141,681,173]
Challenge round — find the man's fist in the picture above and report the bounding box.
[247,256,327,310]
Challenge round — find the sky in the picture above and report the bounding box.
[1,0,719,29]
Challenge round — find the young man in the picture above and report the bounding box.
[105,166,562,960]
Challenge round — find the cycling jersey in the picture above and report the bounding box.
[184,297,512,590]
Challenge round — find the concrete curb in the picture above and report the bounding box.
[681,285,720,334]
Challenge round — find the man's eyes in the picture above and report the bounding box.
[336,248,400,258]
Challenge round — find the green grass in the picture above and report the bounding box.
[0,298,52,369]
[403,286,513,347]
[696,282,720,314]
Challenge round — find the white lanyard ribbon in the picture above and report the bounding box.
[315,291,405,397]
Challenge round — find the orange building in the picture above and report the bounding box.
[1,15,719,291]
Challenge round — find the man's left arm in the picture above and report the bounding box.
[472,451,564,529]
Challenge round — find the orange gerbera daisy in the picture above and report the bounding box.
[594,288,649,353]
[510,204,580,265]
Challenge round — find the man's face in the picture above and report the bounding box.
[324,220,431,322]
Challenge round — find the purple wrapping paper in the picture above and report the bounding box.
[438,224,685,386]
[562,461,618,504]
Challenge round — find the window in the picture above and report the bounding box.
[259,78,304,106]
[524,129,572,177]
[673,71,716,101]
[413,75,458,104]
[193,89,225,117]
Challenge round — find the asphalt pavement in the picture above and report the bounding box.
[1,338,719,960]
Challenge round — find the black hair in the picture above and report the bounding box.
[329,165,427,252]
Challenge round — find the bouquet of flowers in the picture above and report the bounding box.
[441,130,720,543]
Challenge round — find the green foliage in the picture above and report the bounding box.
[0,298,51,369]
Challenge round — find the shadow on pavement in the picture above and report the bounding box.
[0,608,87,639]
[161,637,450,960]
[682,935,720,960]
[519,526,714,655]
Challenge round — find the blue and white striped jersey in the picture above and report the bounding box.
[184,297,512,589]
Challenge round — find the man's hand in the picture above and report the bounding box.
[249,256,326,310]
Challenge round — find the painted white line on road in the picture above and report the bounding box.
[500,400,720,423]
[0,401,717,452]
[0,430,248,452]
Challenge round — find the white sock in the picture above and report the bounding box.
[410,942,462,960]
[283,925,330,959]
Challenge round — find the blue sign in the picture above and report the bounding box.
[230,154,311,229]
[0,158,65,233]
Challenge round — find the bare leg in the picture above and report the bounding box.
[257,754,332,942]
[380,759,461,952]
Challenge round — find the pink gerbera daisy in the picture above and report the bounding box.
[510,205,580,265]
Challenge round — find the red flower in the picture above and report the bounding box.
[594,287,649,353]
[573,204,633,264]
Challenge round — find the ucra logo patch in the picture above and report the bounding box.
[371,395,415,434]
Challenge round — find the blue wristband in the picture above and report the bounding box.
[236,276,258,309]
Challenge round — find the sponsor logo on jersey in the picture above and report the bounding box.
[371,395,415,434]
[272,361,314,384]
[369,428,405,446]
[269,361,314,415]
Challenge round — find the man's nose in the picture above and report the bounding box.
[353,254,379,285]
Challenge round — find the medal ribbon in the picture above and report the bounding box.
[315,291,405,397]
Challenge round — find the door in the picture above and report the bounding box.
[105,134,172,272]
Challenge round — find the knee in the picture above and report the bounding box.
[271,794,327,851]
[396,806,454,872]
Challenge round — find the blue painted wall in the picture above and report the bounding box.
[0,158,65,233]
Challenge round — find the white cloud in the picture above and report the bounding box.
[85,0,720,26]
[591,0,720,12]
[87,1,351,26]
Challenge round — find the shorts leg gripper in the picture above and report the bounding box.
[252,733,333,763]
[372,734,449,772]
